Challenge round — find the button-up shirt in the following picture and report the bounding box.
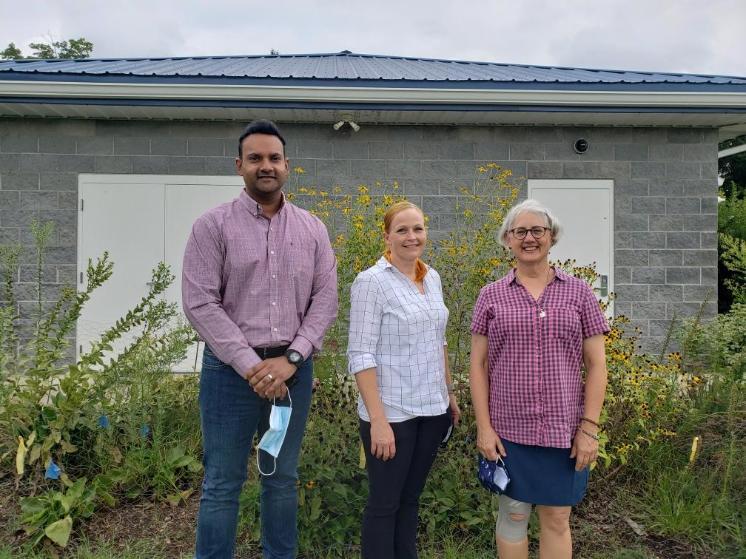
[182,190,338,376]
[470,268,609,448]
[347,257,450,419]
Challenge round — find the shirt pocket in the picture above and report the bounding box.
[548,306,582,341]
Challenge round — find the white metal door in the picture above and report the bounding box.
[527,180,614,307]
[165,182,243,371]
[77,180,164,358]
[77,175,242,371]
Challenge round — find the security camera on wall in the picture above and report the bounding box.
[573,138,590,154]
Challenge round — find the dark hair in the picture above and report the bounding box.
[237,119,286,158]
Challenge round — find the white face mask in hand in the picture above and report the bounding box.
[256,392,293,476]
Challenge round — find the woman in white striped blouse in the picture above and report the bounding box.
[347,201,461,559]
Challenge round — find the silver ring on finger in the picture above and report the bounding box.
[267,374,273,381]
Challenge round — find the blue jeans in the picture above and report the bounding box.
[195,346,313,559]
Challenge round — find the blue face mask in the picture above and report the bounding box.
[257,393,293,476]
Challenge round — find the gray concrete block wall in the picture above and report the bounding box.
[0,119,719,353]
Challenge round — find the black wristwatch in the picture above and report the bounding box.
[284,349,303,388]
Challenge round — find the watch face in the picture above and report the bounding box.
[286,350,303,364]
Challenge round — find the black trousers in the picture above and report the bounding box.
[358,413,450,559]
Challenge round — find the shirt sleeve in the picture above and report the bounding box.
[347,272,384,375]
[290,218,339,359]
[579,284,610,339]
[181,214,260,376]
[470,285,493,336]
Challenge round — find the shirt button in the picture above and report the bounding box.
[273,327,278,332]
[271,302,276,306]
[270,250,275,255]
[272,274,276,279]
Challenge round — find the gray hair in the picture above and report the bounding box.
[498,199,563,248]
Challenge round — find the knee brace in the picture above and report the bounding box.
[496,495,531,542]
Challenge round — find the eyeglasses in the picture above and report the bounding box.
[509,226,550,239]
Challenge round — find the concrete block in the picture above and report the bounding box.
[649,179,683,196]
[422,196,459,214]
[649,144,683,161]
[332,142,369,160]
[385,160,421,179]
[700,197,717,213]
[616,249,648,266]
[631,267,666,284]
[615,266,631,286]
[19,265,57,283]
[615,213,648,231]
[21,154,94,173]
[527,161,562,178]
[683,250,717,266]
[666,267,700,284]
[0,191,20,210]
[187,138,225,156]
[95,156,133,173]
[699,162,718,179]
[509,143,545,160]
[631,302,666,319]
[297,141,333,159]
[114,137,150,155]
[700,232,717,248]
[1,209,39,227]
[150,137,187,156]
[369,142,403,159]
[39,136,77,154]
[615,179,649,196]
[649,320,677,338]
[0,227,20,244]
[0,135,38,153]
[57,192,77,209]
[614,144,649,161]
[168,156,205,175]
[1,173,39,190]
[613,301,632,317]
[683,285,716,302]
[438,143,475,160]
[668,302,716,319]
[649,250,683,266]
[421,160,459,179]
[616,196,666,214]
[667,129,703,143]
[0,154,20,172]
[95,120,171,137]
[665,161,700,179]
[649,284,683,302]
[76,136,114,155]
[681,179,715,196]
[563,161,601,178]
[20,191,58,210]
[404,142,440,160]
[350,160,386,178]
[316,160,350,178]
[680,214,716,232]
[475,143,510,160]
[203,157,236,175]
[630,232,666,249]
[701,267,717,285]
[682,144,715,161]
[57,265,77,284]
[667,232,700,249]
[614,284,649,301]
[598,161,631,178]
[40,173,77,191]
[666,197,701,214]
[291,159,317,176]
[631,162,666,178]
[132,156,170,174]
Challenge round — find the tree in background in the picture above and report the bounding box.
[1,37,93,59]
[718,134,746,311]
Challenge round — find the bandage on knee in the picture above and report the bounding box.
[496,495,531,542]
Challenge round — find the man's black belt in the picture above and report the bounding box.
[252,345,290,359]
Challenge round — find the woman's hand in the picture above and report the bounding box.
[370,418,396,461]
[570,427,599,471]
[477,424,506,461]
[448,394,462,427]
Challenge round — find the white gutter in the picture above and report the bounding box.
[2,80,746,108]
[719,144,746,158]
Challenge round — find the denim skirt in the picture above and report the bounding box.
[501,438,589,506]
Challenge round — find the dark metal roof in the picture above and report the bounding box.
[1,50,745,86]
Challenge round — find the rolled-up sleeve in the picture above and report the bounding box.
[347,272,383,375]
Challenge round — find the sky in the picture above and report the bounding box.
[1,0,745,76]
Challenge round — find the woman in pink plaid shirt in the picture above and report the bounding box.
[470,199,609,559]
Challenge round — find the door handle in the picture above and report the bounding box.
[593,274,608,297]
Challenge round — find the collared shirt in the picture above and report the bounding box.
[347,257,450,420]
[470,268,609,448]
[182,190,338,376]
